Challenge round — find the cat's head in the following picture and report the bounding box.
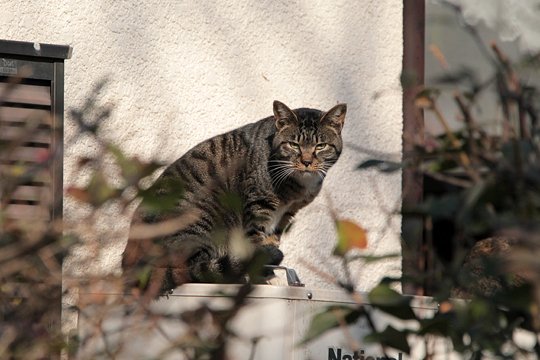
[270,100,346,183]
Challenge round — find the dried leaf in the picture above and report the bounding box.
[414,96,433,109]
[66,187,91,203]
[414,88,440,109]
[439,301,453,314]
[429,44,449,69]
[333,219,368,256]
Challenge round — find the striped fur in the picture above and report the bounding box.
[122,101,346,292]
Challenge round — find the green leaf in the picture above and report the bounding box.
[468,299,490,320]
[138,177,185,214]
[376,304,416,321]
[400,69,418,89]
[364,325,411,354]
[107,144,163,186]
[368,284,416,320]
[300,306,361,345]
[418,315,452,336]
[86,172,121,206]
[218,192,243,213]
[494,283,533,311]
[136,266,152,289]
[369,284,405,306]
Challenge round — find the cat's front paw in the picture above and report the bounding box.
[257,244,284,266]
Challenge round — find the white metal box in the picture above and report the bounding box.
[77,283,451,360]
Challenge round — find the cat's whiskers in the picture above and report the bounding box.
[271,168,296,189]
[270,164,294,179]
[269,159,294,164]
[268,164,294,176]
[269,161,296,189]
[268,163,292,170]
[279,169,296,189]
[320,160,335,171]
[268,159,295,171]
[316,167,327,180]
[272,159,333,184]
[315,160,337,181]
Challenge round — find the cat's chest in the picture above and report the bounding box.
[297,174,323,197]
[266,175,322,233]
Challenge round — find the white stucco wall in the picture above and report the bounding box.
[1,1,403,291]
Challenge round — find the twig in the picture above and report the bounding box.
[333,307,362,351]
[429,101,481,182]
[128,210,201,239]
[491,43,529,140]
[454,92,478,159]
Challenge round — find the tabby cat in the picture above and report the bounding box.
[122,100,346,293]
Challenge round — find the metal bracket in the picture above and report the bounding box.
[264,265,305,287]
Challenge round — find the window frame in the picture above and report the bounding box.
[0,39,71,360]
[0,39,71,222]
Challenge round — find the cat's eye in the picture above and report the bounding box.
[315,143,327,150]
[288,142,300,150]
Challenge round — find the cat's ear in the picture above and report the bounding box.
[321,103,347,132]
[273,100,297,131]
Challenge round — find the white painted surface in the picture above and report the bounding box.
[1,1,403,291]
[78,284,438,360]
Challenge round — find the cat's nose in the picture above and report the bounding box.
[301,158,312,167]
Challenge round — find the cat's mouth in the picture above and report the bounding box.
[296,168,318,175]
[294,168,324,187]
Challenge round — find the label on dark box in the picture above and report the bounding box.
[0,59,18,75]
